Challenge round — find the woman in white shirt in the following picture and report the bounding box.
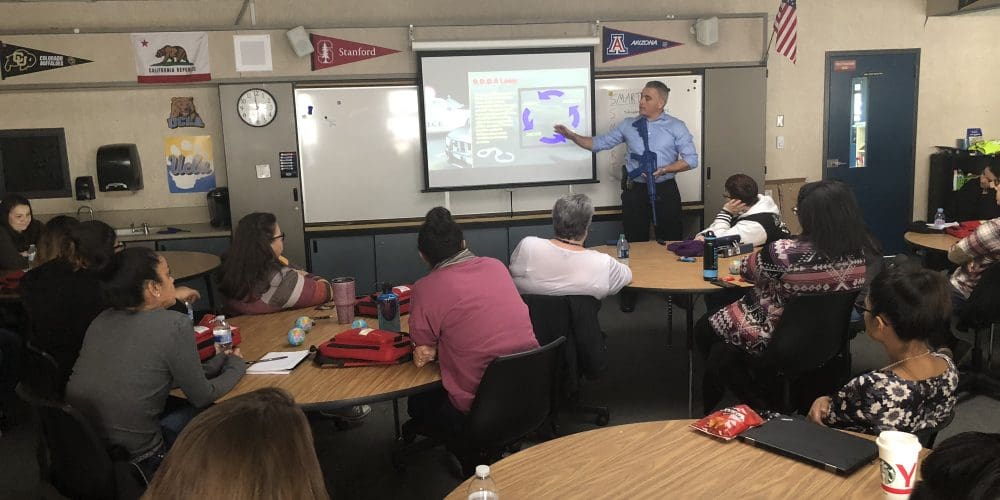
[510,194,632,300]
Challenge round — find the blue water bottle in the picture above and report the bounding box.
[703,231,718,281]
[377,283,401,332]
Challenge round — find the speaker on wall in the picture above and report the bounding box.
[286,26,314,58]
[692,17,719,46]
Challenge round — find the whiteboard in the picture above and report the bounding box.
[295,76,702,224]
[592,75,703,205]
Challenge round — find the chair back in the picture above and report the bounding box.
[16,383,117,500]
[20,342,64,400]
[960,264,1000,329]
[761,291,861,374]
[463,337,565,447]
[914,410,955,449]
[522,294,606,383]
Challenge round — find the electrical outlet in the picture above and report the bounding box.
[776,136,785,149]
[776,114,784,127]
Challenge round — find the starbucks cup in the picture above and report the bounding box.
[876,431,922,499]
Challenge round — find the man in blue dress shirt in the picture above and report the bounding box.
[555,81,699,242]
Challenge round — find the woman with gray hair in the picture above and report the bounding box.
[510,194,632,299]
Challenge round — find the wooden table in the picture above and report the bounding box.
[223,306,441,435]
[594,241,751,417]
[160,250,221,307]
[904,231,958,252]
[446,420,929,499]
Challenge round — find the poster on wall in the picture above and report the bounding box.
[602,28,682,63]
[132,32,211,84]
[309,34,399,71]
[167,97,205,128]
[165,135,216,193]
[0,41,92,80]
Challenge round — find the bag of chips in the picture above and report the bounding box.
[690,404,765,440]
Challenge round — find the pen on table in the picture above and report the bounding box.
[247,355,288,365]
[311,315,335,320]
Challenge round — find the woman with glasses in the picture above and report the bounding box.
[218,212,333,315]
[695,179,881,414]
[808,264,957,435]
[22,221,200,390]
[695,174,790,247]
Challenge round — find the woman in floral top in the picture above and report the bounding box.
[808,264,958,435]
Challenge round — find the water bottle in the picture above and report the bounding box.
[466,465,499,500]
[212,315,233,352]
[25,244,37,270]
[377,283,401,332]
[184,301,195,323]
[933,208,946,229]
[703,231,718,281]
[616,233,630,265]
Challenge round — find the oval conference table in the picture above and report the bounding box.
[903,231,958,253]
[446,420,930,499]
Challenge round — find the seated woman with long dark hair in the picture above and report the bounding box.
[0,193,43,269]
[695,179,880,414]
[217,212,333,315]
[35,215,79,266]
[407,207,539,429]
[66,247,245,479]
[142,388,330,500]
[22,221,199,389]
[808,264,957,435]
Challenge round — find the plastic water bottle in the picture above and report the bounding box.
[466,465,499,500]
[377,284,401,332]
[616,233,630,265]
[933,208,946,229]
[703,231,718,281]
[184,301,195,323]
[25,244,37,270]
[212,315,233,352]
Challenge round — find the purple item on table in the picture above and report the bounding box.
[331,277,356,324]
[667,239,705,257]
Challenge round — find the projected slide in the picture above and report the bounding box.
[420,49,595,190]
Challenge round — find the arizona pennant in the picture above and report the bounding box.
[0,41,92,80]
[310,34,399,70]
[602,28,683,63]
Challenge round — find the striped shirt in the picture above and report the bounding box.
[224,265,333,315]
[950,218,1000,299]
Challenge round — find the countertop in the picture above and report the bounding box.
[117,222,231,242]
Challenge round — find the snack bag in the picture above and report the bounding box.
[690,404,765,440]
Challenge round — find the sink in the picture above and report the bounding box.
[115,226,165,237]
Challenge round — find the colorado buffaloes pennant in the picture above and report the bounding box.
[310,34,399,70]
[0,41,92,80]
[602,28,682,63]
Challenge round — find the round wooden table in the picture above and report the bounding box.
[903,231,958,252]
[593,241,752,416]
[160,250,221,281]
[445,420,927,499]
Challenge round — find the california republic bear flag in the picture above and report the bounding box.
[132,32,211,83]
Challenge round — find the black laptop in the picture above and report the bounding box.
[739,417,878,475]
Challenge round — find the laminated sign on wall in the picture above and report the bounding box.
[165,135,216,193]
[132,32,211,84]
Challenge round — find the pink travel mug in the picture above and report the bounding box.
[331,277,356,324]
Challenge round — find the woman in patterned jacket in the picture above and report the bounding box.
[217,212,333,315]
[695,179,880,414]
[808,264,957,435]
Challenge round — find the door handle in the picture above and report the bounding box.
[292,187,299,202]
[826,159,848,168]
[706,166,711,180]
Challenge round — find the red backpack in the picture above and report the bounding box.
[313,328,413,368]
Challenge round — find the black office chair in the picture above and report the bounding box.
[521,294,610,430]
[955,264,1000,401]
[394,337,565,478]
[20,342,63,400]
[752,291,861,414]
[15,382,147,500]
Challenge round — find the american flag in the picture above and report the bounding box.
[773,0,798,63]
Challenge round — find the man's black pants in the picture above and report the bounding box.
[622,178,682,242]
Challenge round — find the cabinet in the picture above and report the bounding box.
[154,236,231,313]
[310,236,377,296]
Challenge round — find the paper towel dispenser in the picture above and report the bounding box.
[97,143,143,192]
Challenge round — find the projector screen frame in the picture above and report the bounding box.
[417,46,598,193]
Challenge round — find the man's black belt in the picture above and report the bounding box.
[627,177,676,190]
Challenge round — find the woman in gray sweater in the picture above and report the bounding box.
[66,247,246,480]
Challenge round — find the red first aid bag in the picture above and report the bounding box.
[194,314,243,362]
[313,328,413,368]
[354,285,413,317]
